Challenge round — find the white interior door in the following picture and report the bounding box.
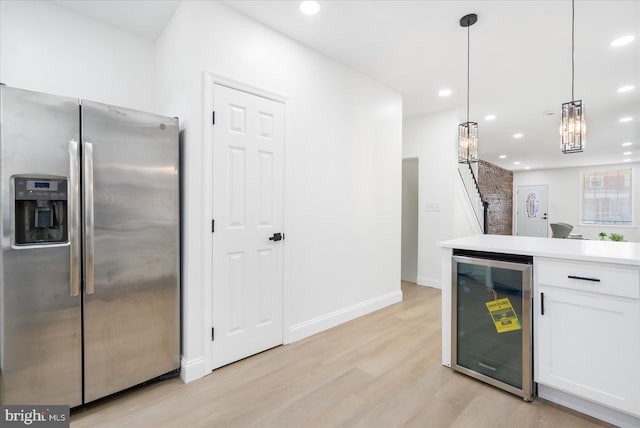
[516,185,548,237]
[212,84,284,369]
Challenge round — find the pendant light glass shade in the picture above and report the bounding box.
[561,100,585,153]
[458,121,478,163]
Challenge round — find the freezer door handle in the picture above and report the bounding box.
[69,140,81,297]
[83,141,95,295]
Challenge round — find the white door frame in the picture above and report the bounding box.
[202,71,290,373]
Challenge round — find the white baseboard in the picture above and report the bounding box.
[417,276,441,289]
[538,385,640,428]
[180,355,208,383]
[288,289,403,343]
[400,275,418,284]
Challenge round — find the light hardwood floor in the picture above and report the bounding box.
[71,282,612,428]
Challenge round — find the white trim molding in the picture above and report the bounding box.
[288,290,403,343]
[180,356,208,384]
[204,72,289,104]
[417,275,441,288]
[538,385,640,428]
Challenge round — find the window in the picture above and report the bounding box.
[581,168,632,225]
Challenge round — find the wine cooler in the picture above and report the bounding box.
[452,250,534,401]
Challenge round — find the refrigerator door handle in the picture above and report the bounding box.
[83,141,95,295]
[69,140,81,297]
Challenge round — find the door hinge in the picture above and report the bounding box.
[211,327,215,341]
[212,111,215,125]
[212,219,215,233]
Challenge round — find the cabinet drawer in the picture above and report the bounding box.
[535,259,640,299]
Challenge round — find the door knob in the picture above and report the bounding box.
[269,232,284,242]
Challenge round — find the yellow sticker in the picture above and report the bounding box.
[485,297,521,333]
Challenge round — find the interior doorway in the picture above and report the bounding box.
[401,158,419,283]
[211,82,285,370]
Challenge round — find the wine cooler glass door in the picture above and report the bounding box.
[452,254,533,400]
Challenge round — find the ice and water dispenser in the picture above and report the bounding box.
[13,177,68,245]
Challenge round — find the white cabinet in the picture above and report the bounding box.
[534,258,640,417]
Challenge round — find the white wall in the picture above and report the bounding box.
[155,1,403,381]
[401,159,419,283]
[403,110,480,288]
[0,1,156,112]
[514,162,640,242]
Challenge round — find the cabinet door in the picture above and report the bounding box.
[535,286,640,416]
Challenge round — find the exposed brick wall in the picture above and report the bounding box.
[478,160,513,235]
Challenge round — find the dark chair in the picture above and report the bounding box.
[550,222,573,238]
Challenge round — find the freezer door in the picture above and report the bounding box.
[0,87,82,406]
[81,100,180,403]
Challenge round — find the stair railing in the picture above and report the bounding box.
[458,161,489,234]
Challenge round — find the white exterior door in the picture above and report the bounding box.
[211,84,284,369]
[516,185,548,237]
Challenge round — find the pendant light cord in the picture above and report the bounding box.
[467,23,470,123]
[572,0,575,101]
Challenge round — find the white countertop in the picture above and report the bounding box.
[438,234,640,267]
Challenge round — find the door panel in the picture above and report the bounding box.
[258,152,274,225]
[0,87,82,406]
[228,147,246,227]
[516,185,548,237]
[212,84,284,369]
[227,251,246,335]
[81,100,180,403]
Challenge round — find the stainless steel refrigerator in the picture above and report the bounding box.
[0,86,180,406]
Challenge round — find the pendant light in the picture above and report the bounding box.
[458,13,478,163]
[561,0,585,153]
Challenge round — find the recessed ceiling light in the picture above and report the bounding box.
[622,142,633,147]
[611,35,635,47]
[623,158,632,162]
[438,89,452,97]
[624,151,632,155]
[514,161,521,165]
[620,117,633,123]
[617,85,635,93]
[525,166,531,170]
[513,133,523,139]
[484,114,496,121]
[300,1,320,15]
[499,155,507,159]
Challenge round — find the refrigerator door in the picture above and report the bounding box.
[0,87,82,406]
[81,100,180,403]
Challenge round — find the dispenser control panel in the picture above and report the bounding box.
[15,178,67,201]
[13,176,68,245]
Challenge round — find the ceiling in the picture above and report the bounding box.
[53,0,639,171]
[52,0,180,40]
